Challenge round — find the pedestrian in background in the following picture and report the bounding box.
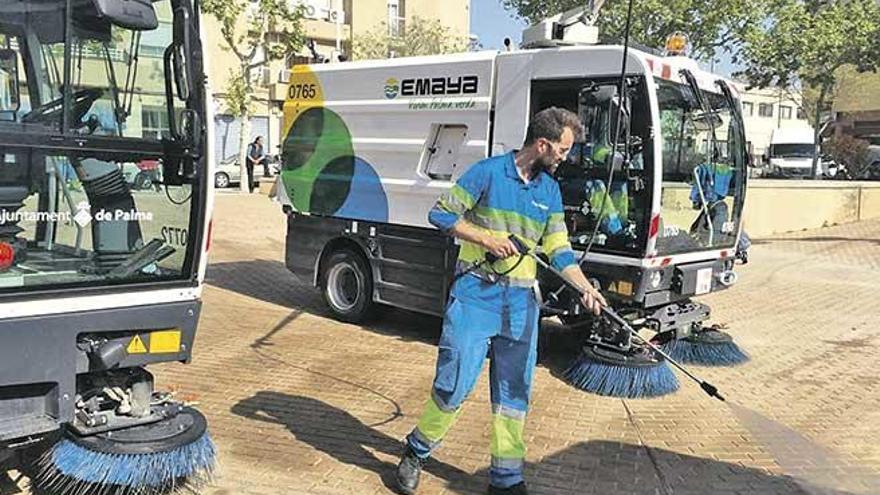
[246,136,266,193]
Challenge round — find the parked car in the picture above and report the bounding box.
[214,155,280,189]
[866,145,880,179]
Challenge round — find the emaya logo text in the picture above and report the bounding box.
[385,75,479,99]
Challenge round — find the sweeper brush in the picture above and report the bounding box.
[31,407,216,495]
[662,326,749,366]
[564,344,679,398]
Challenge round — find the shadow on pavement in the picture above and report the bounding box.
[231,392,845,495]
[230,392,476,493]
[206,259,326,314]
[206,259,446,345]
[452,439,853,495]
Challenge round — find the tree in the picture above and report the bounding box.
[352,16,468,60]
[499,0,765,61]
[736,0,880,178]
[824,133,870,178]
[201,0,307,192]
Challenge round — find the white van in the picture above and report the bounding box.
[766,127,817,178]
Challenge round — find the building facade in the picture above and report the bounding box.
[830,69,880,146]
[734,84,813,163]
[204,0,471,166]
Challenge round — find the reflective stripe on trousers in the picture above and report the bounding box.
[406,296,539,489]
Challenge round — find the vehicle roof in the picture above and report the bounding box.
[306,45,732,96]
[771,128,816,143]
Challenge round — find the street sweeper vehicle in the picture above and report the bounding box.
[0,0,216,492]
[277,10,749,399]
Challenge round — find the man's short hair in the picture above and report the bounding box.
[524,107,584,146]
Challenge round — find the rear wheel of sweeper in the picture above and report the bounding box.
[31,406,215,495]
[321,248,375,324]
[563,343,680,398]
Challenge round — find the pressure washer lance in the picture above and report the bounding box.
[487,235,726,402]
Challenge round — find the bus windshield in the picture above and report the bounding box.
[654,76,747,255]
[0,0,206,295]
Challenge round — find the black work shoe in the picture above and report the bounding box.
[488,482,529,495]
[395,446,425,495]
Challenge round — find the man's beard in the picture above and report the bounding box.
[535,154,557,173]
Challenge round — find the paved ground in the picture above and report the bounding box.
[14,192,880,495]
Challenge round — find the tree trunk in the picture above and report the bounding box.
[811,86,828,180]
[238,111,252,193]
[237,65,253,193]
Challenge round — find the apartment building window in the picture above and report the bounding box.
[141,106,170,139]
[780,105,792,119]
[388,0,405,37]
[758,103,773,118]
[742,101,754,117]
[797,108,807,120]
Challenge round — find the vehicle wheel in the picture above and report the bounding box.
[214,172,230,189]
[321,248,374,323]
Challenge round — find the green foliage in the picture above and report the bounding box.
[223,70,251,116]
[737,0,880,91]
[824,133,871,177]
[500,0,765,60]
[352,16,468,60]
[202,0,307,109]
[736,0,880,175]
[202,0,306,191]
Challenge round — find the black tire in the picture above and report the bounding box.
[320,248,374,323]
[214,172,230,189]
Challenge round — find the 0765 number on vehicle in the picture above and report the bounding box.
[289,83,317,99]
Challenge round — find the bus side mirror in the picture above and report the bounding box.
[91,0,158,31]
[0,49,21,120]
[172,6,195,103]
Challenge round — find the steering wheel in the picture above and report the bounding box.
[21,88,104,126]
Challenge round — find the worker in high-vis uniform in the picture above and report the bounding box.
[395,107,607,495]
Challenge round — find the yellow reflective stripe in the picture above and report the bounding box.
[448,185,476,211]
[542,231,571,258]
[490,413,526,459]
[416,396,461,443]
[543,212,567,235]
[458,240,537,282]
[590,189,619,217]
[471,206,544,241]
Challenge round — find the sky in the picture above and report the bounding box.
[470,0,528,50]
[469,0,741,78]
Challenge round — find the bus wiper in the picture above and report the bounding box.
[715,79,744,131]
[680,69,710,114]
[106,238,175,279]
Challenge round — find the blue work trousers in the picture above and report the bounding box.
[406,294,540,488]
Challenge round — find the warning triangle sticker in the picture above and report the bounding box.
[127,335,148,354]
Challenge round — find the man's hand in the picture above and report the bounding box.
[562,265,607,316]
[482,235,519,261]
[578,282,607,316]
